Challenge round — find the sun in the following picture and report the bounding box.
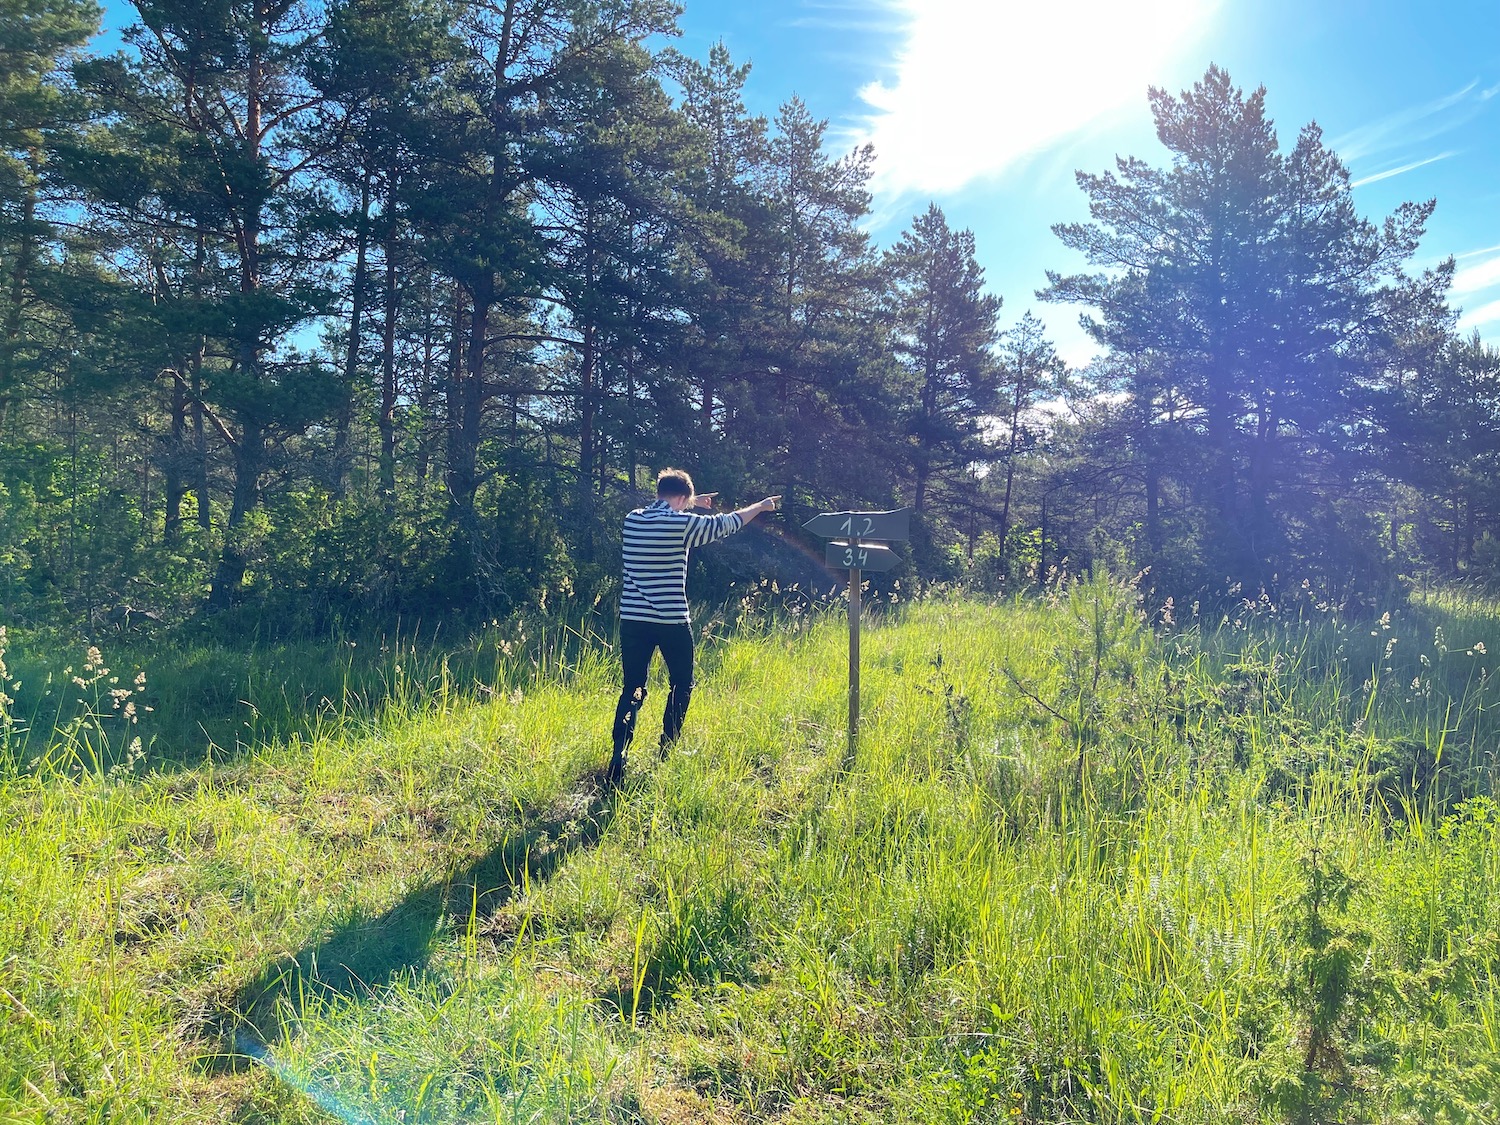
[854,0,1220,196]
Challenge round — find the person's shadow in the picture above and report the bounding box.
[217,771,618,1059]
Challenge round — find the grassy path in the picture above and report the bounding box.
[2,587,1499,1123]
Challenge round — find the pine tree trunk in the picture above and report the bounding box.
[334,167,374,499]
[0,154,38,426]
[999,389,1023,568]
[208,8,267,608]
[164,370,188,545]
[193,358,211,532]
[379,174,399,507]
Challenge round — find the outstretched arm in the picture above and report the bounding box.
[681,492,780,548]
[734,495,781,524]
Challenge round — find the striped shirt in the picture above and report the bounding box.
[620,500,745,623]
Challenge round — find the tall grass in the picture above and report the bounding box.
[0,606,618,776]
[1,581,1497,1123]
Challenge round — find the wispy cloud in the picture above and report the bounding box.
[1332,82,1481,163]
[1453,245,1500,331]
[1453,251,1500,295]
[1458,296,1500,331]
[787,0,907,34]
[844,0,1219,199]
[1350,150,1458,188]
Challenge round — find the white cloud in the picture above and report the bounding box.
[1349,150,1457,188]
[1049,315,1103,369]
[1458,296,1500,331]
[1454,248,1500,335]
[1453,251,1500,295]
[846,0,1219,199]
[1332,82,1480,163]
[789,0,907,34]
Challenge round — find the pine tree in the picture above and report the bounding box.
[883,203,1002,525]
[992,312,1066,566]
[1046,65,1441,594]
[72,0,348,607]
[749,97,886,520]
[0,0,99,423]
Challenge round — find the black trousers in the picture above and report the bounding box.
[610,619,694,772]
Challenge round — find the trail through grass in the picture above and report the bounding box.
[2,582,1498,1123]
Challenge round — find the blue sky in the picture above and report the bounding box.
[673,0,1500,365]
[93,0,1500,367]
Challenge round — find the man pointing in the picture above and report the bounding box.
[608,468,780,786]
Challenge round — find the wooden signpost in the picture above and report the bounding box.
[802,508,911,756]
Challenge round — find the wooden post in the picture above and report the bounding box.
[801,508,910,760]
[848,560,861,758]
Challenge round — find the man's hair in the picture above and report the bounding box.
[655,468,694,498]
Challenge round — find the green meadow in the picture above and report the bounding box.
[2,579,1498,1124]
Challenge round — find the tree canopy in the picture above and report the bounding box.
[1,34,1492,631]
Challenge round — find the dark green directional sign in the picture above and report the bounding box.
[825,541,899,573]
[802,508,910,542]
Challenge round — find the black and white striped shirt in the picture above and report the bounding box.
[621,500,745,624]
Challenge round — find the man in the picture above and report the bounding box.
[608,468,780,786]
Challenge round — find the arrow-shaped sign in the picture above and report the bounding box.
[802,508,911,542]
[825,541,900,573]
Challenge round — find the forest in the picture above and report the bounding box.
[5,0,1499,634]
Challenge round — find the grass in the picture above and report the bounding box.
[1,578,1498,1123]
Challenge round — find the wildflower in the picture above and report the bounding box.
[1474,642,1488,655]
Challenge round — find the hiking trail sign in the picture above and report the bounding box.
[803,508,911,542]
[825,541,899,572]
[802,507,911,756]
